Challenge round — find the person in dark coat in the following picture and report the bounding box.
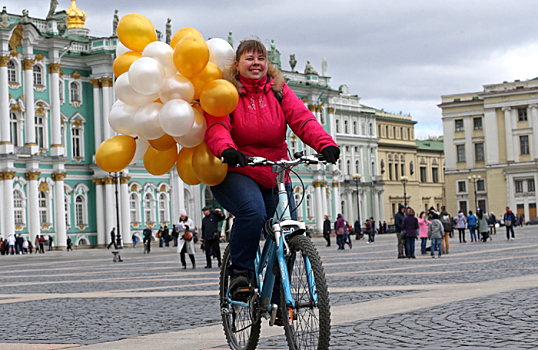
[163,225,170,247]
[403,208,419,258]
[143,227,152,253]
[323,215,331,247]
[368,217,376,243]
[172,224,179,246]
[488,212,497,236]
[107,228,117,249]
[394,204,406,258]
[201,206,225,268]
[503,207,516,240]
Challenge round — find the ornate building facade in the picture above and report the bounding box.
[440,78,538,220]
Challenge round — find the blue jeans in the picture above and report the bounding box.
[405,236,415,257]
[337,235,345,249]
[210,172,296,275]
[133,240,137,248]
[506,225,515,239]
[469,227,477,242]
[431,238,442,256]
[421,237,428,253]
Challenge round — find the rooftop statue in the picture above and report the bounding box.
[47,0,58,19]
[112,10,119,36]
[21,9,30,24]
[0,6,10,28]
[289,54,297,72]
[57,15,67,36]
[304,60,318,75]
[227,32,233,48]
[165,18,171,45]
[322,57,327,76]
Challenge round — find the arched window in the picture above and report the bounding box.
[355,160,360,174]
[70,82,80,102]
[294,193,302,220]
[344,120,348,134]
[39,191,48,224]
[72,127,82,158]
[33,65,43,85]
[371,161,375,176]
[75,195,85,226]
[369,123,373,136]
[346,159,351,175]
[10,112,18,146]
[385,125,389,137]
[14,190,25,225]
[306,194,313,218]
[35,116,45,149]
[159,193,168,224]
[7,60,16,83]
[353,121,357,134]
[144,193,154,224]
[335,119,340,133]
[130,193,139,224]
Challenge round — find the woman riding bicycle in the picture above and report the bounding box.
[205,39,340,302]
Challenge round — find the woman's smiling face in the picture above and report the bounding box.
[236,50,268,80]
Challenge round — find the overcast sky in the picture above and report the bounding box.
[7,0,538,138]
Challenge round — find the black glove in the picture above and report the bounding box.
[321,146,340,164]
[221,148,248,168]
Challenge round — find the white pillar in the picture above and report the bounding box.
[314,182,324,231]
[321,182,328,217]
[347,191,353,223]
[91,79,102,151]
[374,189,380,222]
[53,172,67,248]
[22,59,37,150]
[3,172,15,237]
[361,191,367,221]
[49,64,63,156]
[332,179,341,217]
[104,177,115,238]
[503,107,515,162]
[93,178,106,245]
[0,57,13,153]
[120,175,131,244]
[530,104,538,161]
[379,191,385,222]
[26,171,40,242]
[100,78,114,141]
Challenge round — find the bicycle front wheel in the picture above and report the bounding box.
[281,234,331,350]
[220,245,261,350]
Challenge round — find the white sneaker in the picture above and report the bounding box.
[367,242,370,244]
[511,237,515,240]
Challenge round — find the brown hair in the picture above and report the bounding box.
[235,39,267,62]
[407,208,415,216]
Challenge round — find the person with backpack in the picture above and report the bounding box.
[477,209,490,242]
[131,233,139,248]
[178,209,196,269]
[428,213,444,258]
[335,214,346,250]
[439,206,452,254]
[503,207,516,240]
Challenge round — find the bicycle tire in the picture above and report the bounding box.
[281,234,331,350]
[220,245,261,350]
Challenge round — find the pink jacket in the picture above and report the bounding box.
[418,217,430,238]
[205,65,337,189]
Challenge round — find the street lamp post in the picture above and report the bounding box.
[400,176,409,208]
[468,175,481,211]
[110,172,123,249]
[352,173,362,233]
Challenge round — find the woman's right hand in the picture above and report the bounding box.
[221,148,248,168]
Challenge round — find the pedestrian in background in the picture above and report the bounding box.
[143,227,152,254]
[163,225,170,247]
[48,234,53,251]
[488,212,497,235]
[335,214,346,250]
[467,211,477,242]
[503,207,516,240]
[172,225,179,247]
[344,221,353,249]
[439,206,452,254]
[28,240,33,254]
[418,211,430,254]
[7,234,16,255]
[34,235,40,254]
[456,210,467,243]
[38,235,45,253]
[394,204,406,258]
[323,215,331,247]
[178,209,196,269]
[22,238,29,254]
[132,233,138,248]
[107,228,117,249]
[157,227,164,247]
[403,208,419,259]
[477,209,490,242]
[66,237,73,252]
[201,206,224,268]
[15,234,23,254]
[428,213,444,258]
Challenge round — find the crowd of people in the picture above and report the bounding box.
[0,234,52,256]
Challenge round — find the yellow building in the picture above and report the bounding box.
[439,78,538,220]
[377,111,445,224]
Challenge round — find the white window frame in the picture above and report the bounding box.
[33,65,43,86]
[70,114,86,161]
[13,189,27,226]
[353,121,357,134]
[158,192,170,225]
[59,79,65,103]
[306,193,313,219]
[38,191,52,225]
[361,122,366,135]
[32,62,47,90]
[10,111,22,146]
[335,119,340,133]
[355,160,360,174]
[75,195,86,226]
[456,144,466,162]
[346,160,351,175]
[35,115,46,149]
[456,180,468,195]
[130,192,140,225]
[143,192,156,225]
[344,120,348,134]
[73,184,90,229]
[7,60,18,83]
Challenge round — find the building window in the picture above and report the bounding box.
[130,193,138,223]
[35,116,45,149]
[520,135,529,155]
[515,180,523,193]
[72,127,82,158]
[7,60,16,83]
[459,201,468,215]
[294,193,302,220]
[346,160,351,175]
[395,163,399,180]
[473,117,483,130]
[344,120,348,134]
[432,168,439,183]
[75,195,85,226]
[455,119,464,132]
[386,125,389,137]
[457,144,465,162]
[14,190,25,225]
[159,193,167,224]
[335,119,339,133]
[65,195,71,227]
[289,139,297,157]
[355,160,360,174]
[476,179,485,191]
[369,123,373,136]
[70,82,80,102]
[475,143,484,162]
[33,65,43,86]
[457,181,467,193]
[371,161,375,176]
[396,128,400,138]
[401,164,404,177]
[59,80,64,101]
[306,194,313,218]
[39,191,48,224]
[388,164,393,181]
[10,112,18,146]
[420,167,427,183]
[518,108,528,121]
[353,121,357,134]
[529,179,535,192]
[478,199,486,213]
[144,193,154,224]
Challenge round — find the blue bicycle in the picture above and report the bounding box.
[220,154,331,350]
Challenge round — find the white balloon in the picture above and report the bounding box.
[128,57,166,95]
[142,41,177,77]
[159,99,195,137]
[130,137,150,165]
[158,74,195,104]
[134,102,165,140]
[174,109,207,147]
[207,38,235,71]
[115,41,130,56]
[114,73,159,107]
[109,101,140,135]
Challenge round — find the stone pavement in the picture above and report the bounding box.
[0,226,537,349]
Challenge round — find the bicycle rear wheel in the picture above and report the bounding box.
[281,234,331,350]
[220,245,261,350]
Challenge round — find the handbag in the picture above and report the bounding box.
[505,220,512,227]
[337,227,344,235]
[182,230,193,242]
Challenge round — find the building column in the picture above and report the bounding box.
[26,171,41,243]
[378,190,385,222]
[49,63,64,156]
[100,78,114,141]
[170,165,185,225]
[503,107,515,162]
[104,177,116,239]
[530,104,538,161]
[332,177,340,218]
[93,178,106,245]
[373,189,380,222]
[313,181,324,232]
[2,171,15,238]
[91,79,102,151]
[361,191,367,222]
[120,175,131,245]
[52,172,67,248]
[22,59,37,153]
[321,182,328,217]
[347,191,353,222]
[0,56,13,154]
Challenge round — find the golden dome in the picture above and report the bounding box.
[66,0,86,29]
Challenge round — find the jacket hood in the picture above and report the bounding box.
[398,204,405,212]
[223,63,285,95]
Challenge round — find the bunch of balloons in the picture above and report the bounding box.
[95,13,238,186]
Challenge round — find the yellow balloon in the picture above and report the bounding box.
[173,36,209,77]
[190,62,222,100]
[200,79,239,117]
[176,147,201,185]
[113,51,142,78]
[117,13,157,52]
[192,141,228,186]
[96,135,136,172]
[170,27,203,49]
[148,133,177,151]
[143,145,178,175]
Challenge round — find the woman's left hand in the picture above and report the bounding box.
[321,146,340,164]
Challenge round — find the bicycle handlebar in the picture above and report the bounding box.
[222,153,328,168]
